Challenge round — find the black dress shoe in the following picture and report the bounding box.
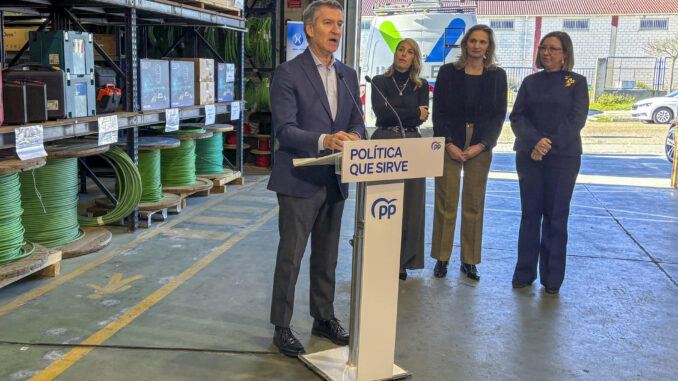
[460,263,480,280]
[512,282,530,289]
[399,269,407,281]
[273,326,305,357]
[545,288,559,295]
[433,260,448,278]
[312,318,349,346]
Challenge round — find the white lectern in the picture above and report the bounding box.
[295,137,444,381]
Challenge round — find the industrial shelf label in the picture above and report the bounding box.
[230,102,241,121]
[234,0,244,9]
[205,104,216,125]
[98,115,119,146]
[165,108,180,132]
[14,125,47,160]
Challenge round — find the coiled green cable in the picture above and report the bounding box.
[161,128,206,187]
[79,146,142,226]
[195,131,224,175]
[0,174,35,264]
[138,150,163,203]
[19,158,85,248]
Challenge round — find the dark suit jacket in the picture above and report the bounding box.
[432,64,507,150]
[267,49,365,199]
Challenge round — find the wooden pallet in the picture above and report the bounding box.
[163,177,214,208]
[0,244,62,289]
[196,170,243,194]
[171,0,242,16]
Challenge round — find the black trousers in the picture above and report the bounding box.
[270,176,345,328]
[513,153,581,290]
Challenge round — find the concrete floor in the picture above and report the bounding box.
[0,151,676,380]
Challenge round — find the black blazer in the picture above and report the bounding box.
[433,64,507,150]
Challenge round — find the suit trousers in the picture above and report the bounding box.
[431,126,492,264]
[270,176,345,328]
[371,128,426,270]
[512,152,581,290]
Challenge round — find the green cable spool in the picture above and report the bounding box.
[19,158,85,248]
[161,139,197,187]
[0,174,35,264]
[79,146,143,227]
[138,150,163,203]
[195,131,224,175]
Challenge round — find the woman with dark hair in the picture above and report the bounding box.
[430,24,507,280]
[510,31,589,294]
[370,38,429,280]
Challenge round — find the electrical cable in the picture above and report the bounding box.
[19,158,85,248]
[161,128,206,187]
[79,146,142,227]
[0,174,34,264]
[195,131,224,175]
[137,149,164,203]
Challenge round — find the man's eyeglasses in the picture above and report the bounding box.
[538,46,563,53]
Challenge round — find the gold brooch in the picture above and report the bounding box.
[565,76,575,87]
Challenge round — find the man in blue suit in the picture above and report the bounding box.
[267,0,365,358]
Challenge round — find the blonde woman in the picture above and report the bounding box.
[431,24,507,280]
[370,38,429,280]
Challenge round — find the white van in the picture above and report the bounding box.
[360,6,477,129]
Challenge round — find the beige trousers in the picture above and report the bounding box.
[431,126,492,264]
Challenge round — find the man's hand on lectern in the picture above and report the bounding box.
[323,131,360,151]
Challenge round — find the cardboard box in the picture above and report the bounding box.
[169,60,195,108]
[216,63,235,102]
[196,81,215,105]
[139,59,170,111]
[172,58,214,82]
[93,34,118,57]
[3,27,37,51]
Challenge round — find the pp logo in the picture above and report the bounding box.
[293,33,304,46]
[371,198,397,220]
[431,141,442,151]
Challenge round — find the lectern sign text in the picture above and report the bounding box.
[340,137,444,183]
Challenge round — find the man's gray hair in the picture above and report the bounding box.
[302,0,344,39]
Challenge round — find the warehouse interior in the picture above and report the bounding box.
[0,0,676,380]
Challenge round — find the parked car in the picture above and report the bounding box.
[631,90,678,124]
[666,121,675,163]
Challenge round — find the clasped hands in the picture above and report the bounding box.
[323,131,361,151]
[530,138,552,161]
[445,142,484,163]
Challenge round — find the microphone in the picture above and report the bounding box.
[338,72,364,119]
[365,75,405,138]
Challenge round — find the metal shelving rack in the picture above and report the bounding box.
[0,0,247,231]
[244,0,276,169]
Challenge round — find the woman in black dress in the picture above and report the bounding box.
[430,24,507,281]
[510,31,589,294]
[370,38,430,280]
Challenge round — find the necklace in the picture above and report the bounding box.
[392,76,410,96]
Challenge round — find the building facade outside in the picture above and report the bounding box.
[361,0,678,91]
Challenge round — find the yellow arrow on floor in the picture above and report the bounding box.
[87,273,143,299]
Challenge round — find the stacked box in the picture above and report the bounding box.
[169,60,195,108]
[216,63,235,102]
[171,58,215,105]
[139,59,170,111]
[29,30,95,76]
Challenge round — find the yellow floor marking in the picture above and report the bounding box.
[162,228,233,241]
[230,194,278,204]
[189,216,251,226]
[212,205,269,214]
[87,273,143,300]
[29,207,279,381]
[0,178,266,318]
